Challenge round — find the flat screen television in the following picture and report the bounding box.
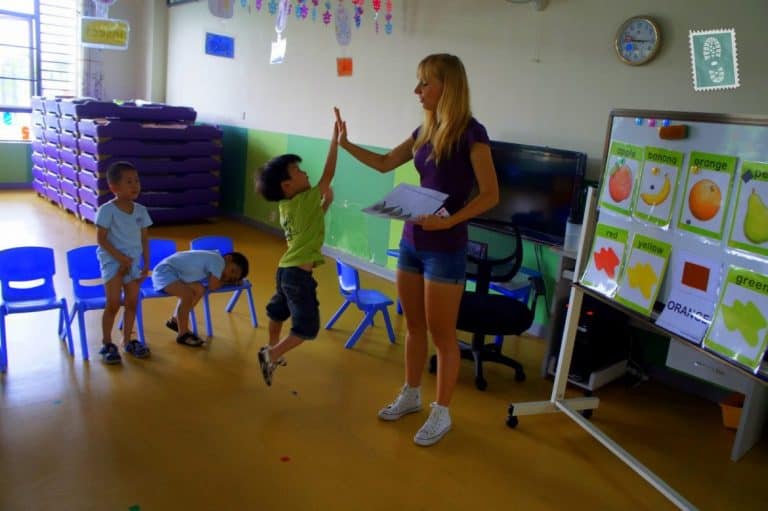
[479,140,587,247]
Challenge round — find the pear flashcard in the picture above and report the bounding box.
[677,151,737,241]
[727,161,768,258]
[580,222,629,297]
[615,234,672,316]
[598,141,644,217]
[704,266,768,372]
[632,147,684,228]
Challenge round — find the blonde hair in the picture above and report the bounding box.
[412,53,472,164]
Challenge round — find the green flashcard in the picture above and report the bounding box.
[580,223,629,298]
[689,29,740,91]
[704,266,768,372]
[598,141,644,217]
[632,146,684,227]
[727,161,768,258]
[676,151,737,240]
[615,234,672,316]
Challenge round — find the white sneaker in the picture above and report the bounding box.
[413,403,451,446]
[377,384,422,421]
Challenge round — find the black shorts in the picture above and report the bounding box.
[265,266,320,340]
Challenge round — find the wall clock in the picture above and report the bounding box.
[615,16,661,66]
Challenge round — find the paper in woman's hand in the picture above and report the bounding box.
[363,184,448,220]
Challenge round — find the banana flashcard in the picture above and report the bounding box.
[632,146,684,228]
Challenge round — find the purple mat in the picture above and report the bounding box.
[77,171,106,191]
[43,185,61,206]
[31,125,45,141]
[59,100,197,122]
[60,178,78,198]
[77,154,221,175]
[44,171,60,189]
[59,132,78,147]
[78,119,221,140]
[78,171,219,192]
[31,152,46,169]
[78,202,96,222]
[32,179,45,195]
[60,116,78,134]
[60,192,79,214]
[44,158,59,174]
[59,147,79,166]
[44,129,60,145]
[138,189,218,207]
[44,144,60,161]
[44,113,59,130]
[148,204,218,223]
[32,166,45,182]
[31,111,44,127]
[44,99,61,115]
[78,186,112,208]
[31,97,45,112]
[58,162,78,182]
[32,140,45,154]
[77,137,221,158]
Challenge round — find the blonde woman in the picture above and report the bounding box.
[336,54,499,446]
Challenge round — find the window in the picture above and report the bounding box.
[0,0,80,140]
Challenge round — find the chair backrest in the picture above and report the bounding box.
[190,235,234,255]
[66,245,103,298]
[466,219,523,294]
[147,238,177,268]
[336,260,361,300]
[0,246,58,302]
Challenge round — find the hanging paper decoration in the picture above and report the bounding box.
[271,0,289,63]
[92,0,117,19]
[209,0,235,18]
[311,0,318,21]
[372,0,381,32]
[2,112,12,126]
[255,0,263,10]
[296,0,308,19]
[384,0,392,35]
[352,0,363,29]
[241,0,247,7]
[268,0,278,14]
[335,1,351,45]
[322,1,332,24]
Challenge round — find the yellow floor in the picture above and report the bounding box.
[0,190,765,511]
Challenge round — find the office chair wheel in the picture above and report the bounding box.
[514,369,526,382]
[506,414,519,429]
[580,409,593,419]
[428,355,437,374]
[474,377,488,391]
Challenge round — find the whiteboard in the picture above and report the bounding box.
[591,109,768,377]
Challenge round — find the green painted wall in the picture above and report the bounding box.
[0,142,31,184]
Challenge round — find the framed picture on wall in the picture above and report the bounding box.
[167,0,198,6]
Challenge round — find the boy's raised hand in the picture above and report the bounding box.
[334,107,348,147]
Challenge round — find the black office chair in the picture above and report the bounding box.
[429,219,545,390]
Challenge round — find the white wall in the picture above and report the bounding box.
[160,0,767,178]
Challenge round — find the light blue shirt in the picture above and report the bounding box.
[155,250,225,283]
[95,200,152,279]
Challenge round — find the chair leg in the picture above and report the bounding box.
[190,308,199,335]
[396,299,402,315]
[325,300,351,329]
[0,311,7,372]
[245,287,258,327]
[76,307,90,361]
[135,298,146,345]
[345,311,374,349]
[380,307,395,343]
[202,293,214,338]
[225,289,242,313]
[60,300,75,358]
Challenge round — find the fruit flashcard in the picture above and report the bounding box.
[598,140,643,217]
[615,234,672,316]
[580,222,629,297]
[727,161,768,258]
[704,266,768,372]
[656,249,722,344]
[632,146,684,228]
[677,151,737,241]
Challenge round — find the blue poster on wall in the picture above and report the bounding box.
[205,32,235,58]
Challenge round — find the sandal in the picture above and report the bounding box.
[176,332,204,347]
[165,317,179,332]
[99,342,122,365]
[124,339,151,359]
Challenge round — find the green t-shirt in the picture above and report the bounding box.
[278,187,325,268]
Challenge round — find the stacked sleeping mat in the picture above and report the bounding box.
[30,97,223,224]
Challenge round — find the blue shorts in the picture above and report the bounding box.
[397,240,467,285]
[152,263,181,291]
[99,256,141,284]
[266,267,320,340]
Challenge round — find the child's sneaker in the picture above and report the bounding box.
[258,346,275,386]
[377,384,422,421]
[413,402,452,446]
[99,342,122,365]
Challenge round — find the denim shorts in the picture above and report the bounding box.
[265,266,320,340]
[397,240,467,284]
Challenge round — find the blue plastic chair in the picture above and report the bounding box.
[189,235,258,337]
[325,259,395,349]
[0,246,75,371]
[137,238,199,334]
